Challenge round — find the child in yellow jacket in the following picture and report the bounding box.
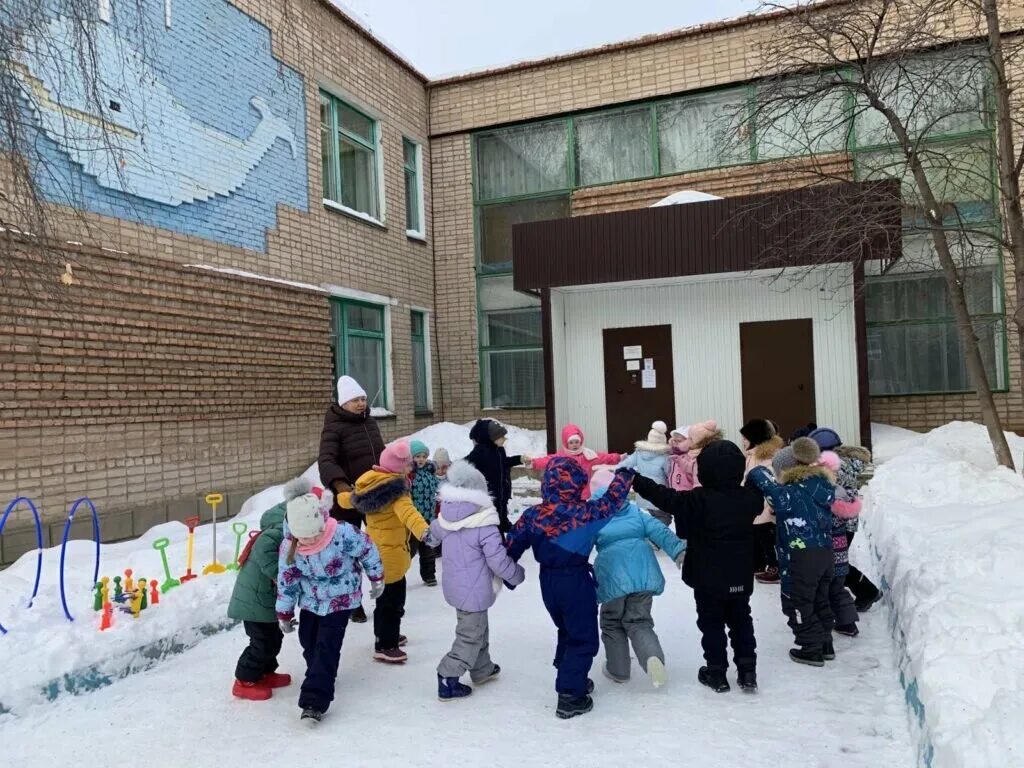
[339,440,439,664]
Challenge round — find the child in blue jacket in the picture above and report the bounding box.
[747,437,836,667]
[589,470,685,689]
[409,439,440,586]
[506,458,635,720]
[617,420,672,527]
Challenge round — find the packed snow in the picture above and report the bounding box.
[856,421,1024,768]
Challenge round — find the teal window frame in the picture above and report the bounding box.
[403,138,424,237]
[320,90,381,220]
[410,310,430,413]
[329,297,388,409]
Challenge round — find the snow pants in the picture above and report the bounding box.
[437,609,495,682]
[540,566,599,697]
[600,592,662,679]
[235,620,283,683]
[693,590,756,671]
[781,548,835,653]
[753,522,778,573]
[374,577,406,651]
[829,574,859,627]
[298,608,352,713]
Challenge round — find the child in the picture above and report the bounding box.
[589,469,685,689]
[618,421,672,527]
[506,459,635,719]
[275,482,384,722]
[739,419,785,584]
[431,461,526,700]
[466,419,524,534]
[632,441,763,694]
[808,427,880,612]
[227,480,295,701]
[817,451,861,637]
[666,420,721,492]
[340,440,438,663]
[409,439,440,587]
[530,424,621,499]
[747,438,836,666]
[433,447,451,480]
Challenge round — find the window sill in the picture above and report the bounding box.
[481,405,546,411]
[869,388,1011,398]
[323,199,386,230]
[370,407,396,419]
[406,230,427,243]
[414,410,434,418]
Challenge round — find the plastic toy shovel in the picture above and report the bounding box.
[152,538,180,593]
[202,493,227,575]
[225,522,248,572]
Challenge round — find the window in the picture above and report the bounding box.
[403,138,423,237]
[478,276,544,408]
[410,310,429,413]
[477,195,570,272]
[755,77,850,160]
[320,91,380,220]
[866,236,1006,395]
[330,298,387,408]
[657,89,751,174]
[474,121,570,201]
[575,106,655,186]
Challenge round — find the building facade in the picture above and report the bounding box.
[1,0,1022,563]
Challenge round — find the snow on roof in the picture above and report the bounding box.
[650,190,724,207]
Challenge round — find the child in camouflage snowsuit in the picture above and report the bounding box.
[409,439,440,586]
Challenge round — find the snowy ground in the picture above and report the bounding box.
[1,553,914,768]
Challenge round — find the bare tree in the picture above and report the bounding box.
[743,0,1020,468]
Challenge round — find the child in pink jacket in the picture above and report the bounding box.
[667,421,721,491]
[530,424,620,500]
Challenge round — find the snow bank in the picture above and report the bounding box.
[0,420,544,713]
[859,421,1024,768]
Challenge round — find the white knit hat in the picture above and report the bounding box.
[337,375,367,406]
[646,420,668,446]
[287,493,327,539]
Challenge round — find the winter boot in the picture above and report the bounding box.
[823,641,836,661]
[789,648,825,667]
[602,664,629,684]
[755,567,780,585]
[473,664,501,685]
[373,647,408,664]
[586,678,595,694]
[855,591,881,613]
[398,634,409,647]
[423,576,438,587]
[698,666,730,693]
[351,605,368,624]
[259,672,292,689]
[646,657,667,689]
[736,659,757,693]
[437,674,473,701]
[835,623,859,638]
[300,707,324,723]
[555,693,594,720]
[232,680,271,701]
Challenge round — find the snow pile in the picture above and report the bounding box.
[650,189,722,207]
[859,421,1024,768]
[0,421,544,713]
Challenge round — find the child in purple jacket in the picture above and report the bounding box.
[430,460,526,701]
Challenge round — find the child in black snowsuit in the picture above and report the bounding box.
[632,440,763,693]
[465,419,523,534]
[747,438,836,666]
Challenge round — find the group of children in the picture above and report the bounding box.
[227,391,875,723]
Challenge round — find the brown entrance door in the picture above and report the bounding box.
[602,325,676,454]
[740,319,816,440]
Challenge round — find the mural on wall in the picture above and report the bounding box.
[13,0,308,252]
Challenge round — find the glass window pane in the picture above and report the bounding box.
[756,77,849,160]
[321,123,338,202]
[478,274,540,312]
[338,135,379,217]
[347,336,384,407]
[484,309,542,347]
[575,106,655,186]
[657,89,750,174]
[867,266,998,322]
[339,103,374,143]
[478,196,569,271]
[856,51,989,148]
[403,138,417,170]
[346,303,382,332]
[410,311,424,337]
[412,339,428,411]
[483,349,544,408]
[405,167,420,232]
[475,121,569,201]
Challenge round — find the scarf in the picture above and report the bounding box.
[438,507,500,531]
[296,517,338,556]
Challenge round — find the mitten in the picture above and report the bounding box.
[421,529,440,548]
[277,613,296,634]
[674,550,686,570]
[369,579,385,600]
[502,580,518,591]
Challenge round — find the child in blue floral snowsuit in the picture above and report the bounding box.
[276,486,384,722]
[409,439,441,586]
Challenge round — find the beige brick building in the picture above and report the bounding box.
[2,0,1021,563]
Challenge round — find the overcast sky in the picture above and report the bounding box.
[336,0,762,78]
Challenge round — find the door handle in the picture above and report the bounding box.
[617,388,624,394]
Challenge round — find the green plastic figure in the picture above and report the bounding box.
[113,576,123,601]
[139,577,148,610]
[93,581,104,612]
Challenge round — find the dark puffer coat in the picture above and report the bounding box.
[318,405,385,525]
[464,419,522,533]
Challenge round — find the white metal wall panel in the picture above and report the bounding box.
[549,266,860,451]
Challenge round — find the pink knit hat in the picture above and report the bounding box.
[377,440,412,474]
[589,468,615,496]
[687,420,718,445]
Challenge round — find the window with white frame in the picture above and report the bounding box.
[403,138,424,237]
[320,90,380,220]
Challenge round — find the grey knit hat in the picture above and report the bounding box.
[772,438,821,476]
[433,447,451,467]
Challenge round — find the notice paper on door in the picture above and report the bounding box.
[643,358,654,370]
[641,369,656,389]
[626,360,641,371]
[622,345,642,360]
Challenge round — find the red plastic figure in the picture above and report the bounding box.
[100,601,113,631]
[150,580,160,605]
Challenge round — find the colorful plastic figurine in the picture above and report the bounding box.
[100,576,110,605]
[181,516,200,583]
[113,575,123,601]
[93,581,104,612]
[139,577,148,610]
[150,579,160,606]
[226,521,248,572]
[152,537,180,593]
[99,601,113,631]
[202,493,227,575]
[130,586,143,618]
[124,568,134,594]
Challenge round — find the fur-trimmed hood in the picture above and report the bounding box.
[438,483,493,509]
[692,429,725,451]
[633,441,672,455]
[779,464,835,486]
[836,445,872,463]
[752,435,784,462]
[350,471,409,515]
